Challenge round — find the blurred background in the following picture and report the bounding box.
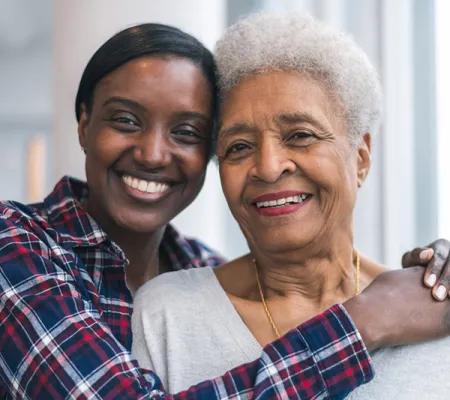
[0,0,448,266]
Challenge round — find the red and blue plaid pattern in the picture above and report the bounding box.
[0,176,373,399]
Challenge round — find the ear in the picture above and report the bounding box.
[78,104,90,153]
[356,132,371,188]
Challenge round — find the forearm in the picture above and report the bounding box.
[1,293,372,400]
[160,304,373,400]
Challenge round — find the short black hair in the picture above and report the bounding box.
[75,23,218,127]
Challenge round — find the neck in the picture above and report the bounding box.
[252,241,357,307]
[117,229,166,294]
[84,200,165,294]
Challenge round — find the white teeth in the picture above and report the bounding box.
[256,194,310,209]
[137,180,148,191]
[122,175,170,194]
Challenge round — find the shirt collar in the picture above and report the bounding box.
[43,176,202,270]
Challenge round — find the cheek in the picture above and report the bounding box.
[178,146,209,184]
[87,128,126,167]
[318,150,358,210]
[306,145,356,189]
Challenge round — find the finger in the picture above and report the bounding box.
[429,239,450,262]
[431,255,450,301]
[402,247,434,268]
[423,252,449,287]
[424,239,450,288]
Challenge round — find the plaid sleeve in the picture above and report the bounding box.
[0,209,372,400]
[0,211,166,399]
[158,304,374,400]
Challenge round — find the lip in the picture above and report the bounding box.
[251,190,310,204]
[253,195,312,217]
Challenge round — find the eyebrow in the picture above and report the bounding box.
[218,122,254,139]
[103,97,210,124]
[219,111,328,139]
[275,111,328,132]
[102,96,147,112]
[172,111,210,125]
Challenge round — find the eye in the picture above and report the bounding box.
[228,143,250,153]
[111,117,138,125]
[290,131,312,139]
[221,142,253,161]
[108,112,140,132]
[287,130,317,146]
[172,126,205,145]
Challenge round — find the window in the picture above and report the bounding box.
[435,0,450,238]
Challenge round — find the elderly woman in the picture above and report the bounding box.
[131,13,450,396]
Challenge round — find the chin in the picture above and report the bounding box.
[253,226,319,253]
[111,210,168,234]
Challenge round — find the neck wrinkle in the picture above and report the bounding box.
[252,244,357,305]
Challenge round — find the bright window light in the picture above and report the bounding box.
[435,0,450,238]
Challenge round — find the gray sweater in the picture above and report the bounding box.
[132,267,450,397]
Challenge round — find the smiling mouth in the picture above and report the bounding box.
[122,174,171,195]
[255,194,311,209]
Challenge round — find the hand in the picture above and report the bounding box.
[344,267,450,351]
[402,239,450,301]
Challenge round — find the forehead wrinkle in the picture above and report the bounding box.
[218,121,254,141]
[274,111,330,133]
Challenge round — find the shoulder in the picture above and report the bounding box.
[0,200,46,228]
[133,267,216,314]
[349,336,450,398]
[0,200,76,295]
[0,200,53,249]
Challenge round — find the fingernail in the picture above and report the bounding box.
[435,285,447,300]
[420,249,432,261]
[426,274,437,287]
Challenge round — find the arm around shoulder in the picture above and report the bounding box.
[0,208,373,399]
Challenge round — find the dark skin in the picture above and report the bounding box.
[402,239,450,300]
[77,56,213,293]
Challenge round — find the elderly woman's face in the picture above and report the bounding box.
[217,72,371,253]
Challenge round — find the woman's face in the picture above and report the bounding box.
[217,71,371,254]
[78,56,213,233]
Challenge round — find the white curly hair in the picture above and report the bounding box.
[213,12,383,144]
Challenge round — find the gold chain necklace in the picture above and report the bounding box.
[253,250,360,339]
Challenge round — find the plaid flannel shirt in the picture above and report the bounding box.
[0,176,373,399]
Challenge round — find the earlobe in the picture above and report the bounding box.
[357,132,372,187]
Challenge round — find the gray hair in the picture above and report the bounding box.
[213,12,383,144]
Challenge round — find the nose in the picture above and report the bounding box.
[249,136,296,182]
[133,128,172,170]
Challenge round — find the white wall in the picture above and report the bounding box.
[0,0,51,202]
[435,0,450,239]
